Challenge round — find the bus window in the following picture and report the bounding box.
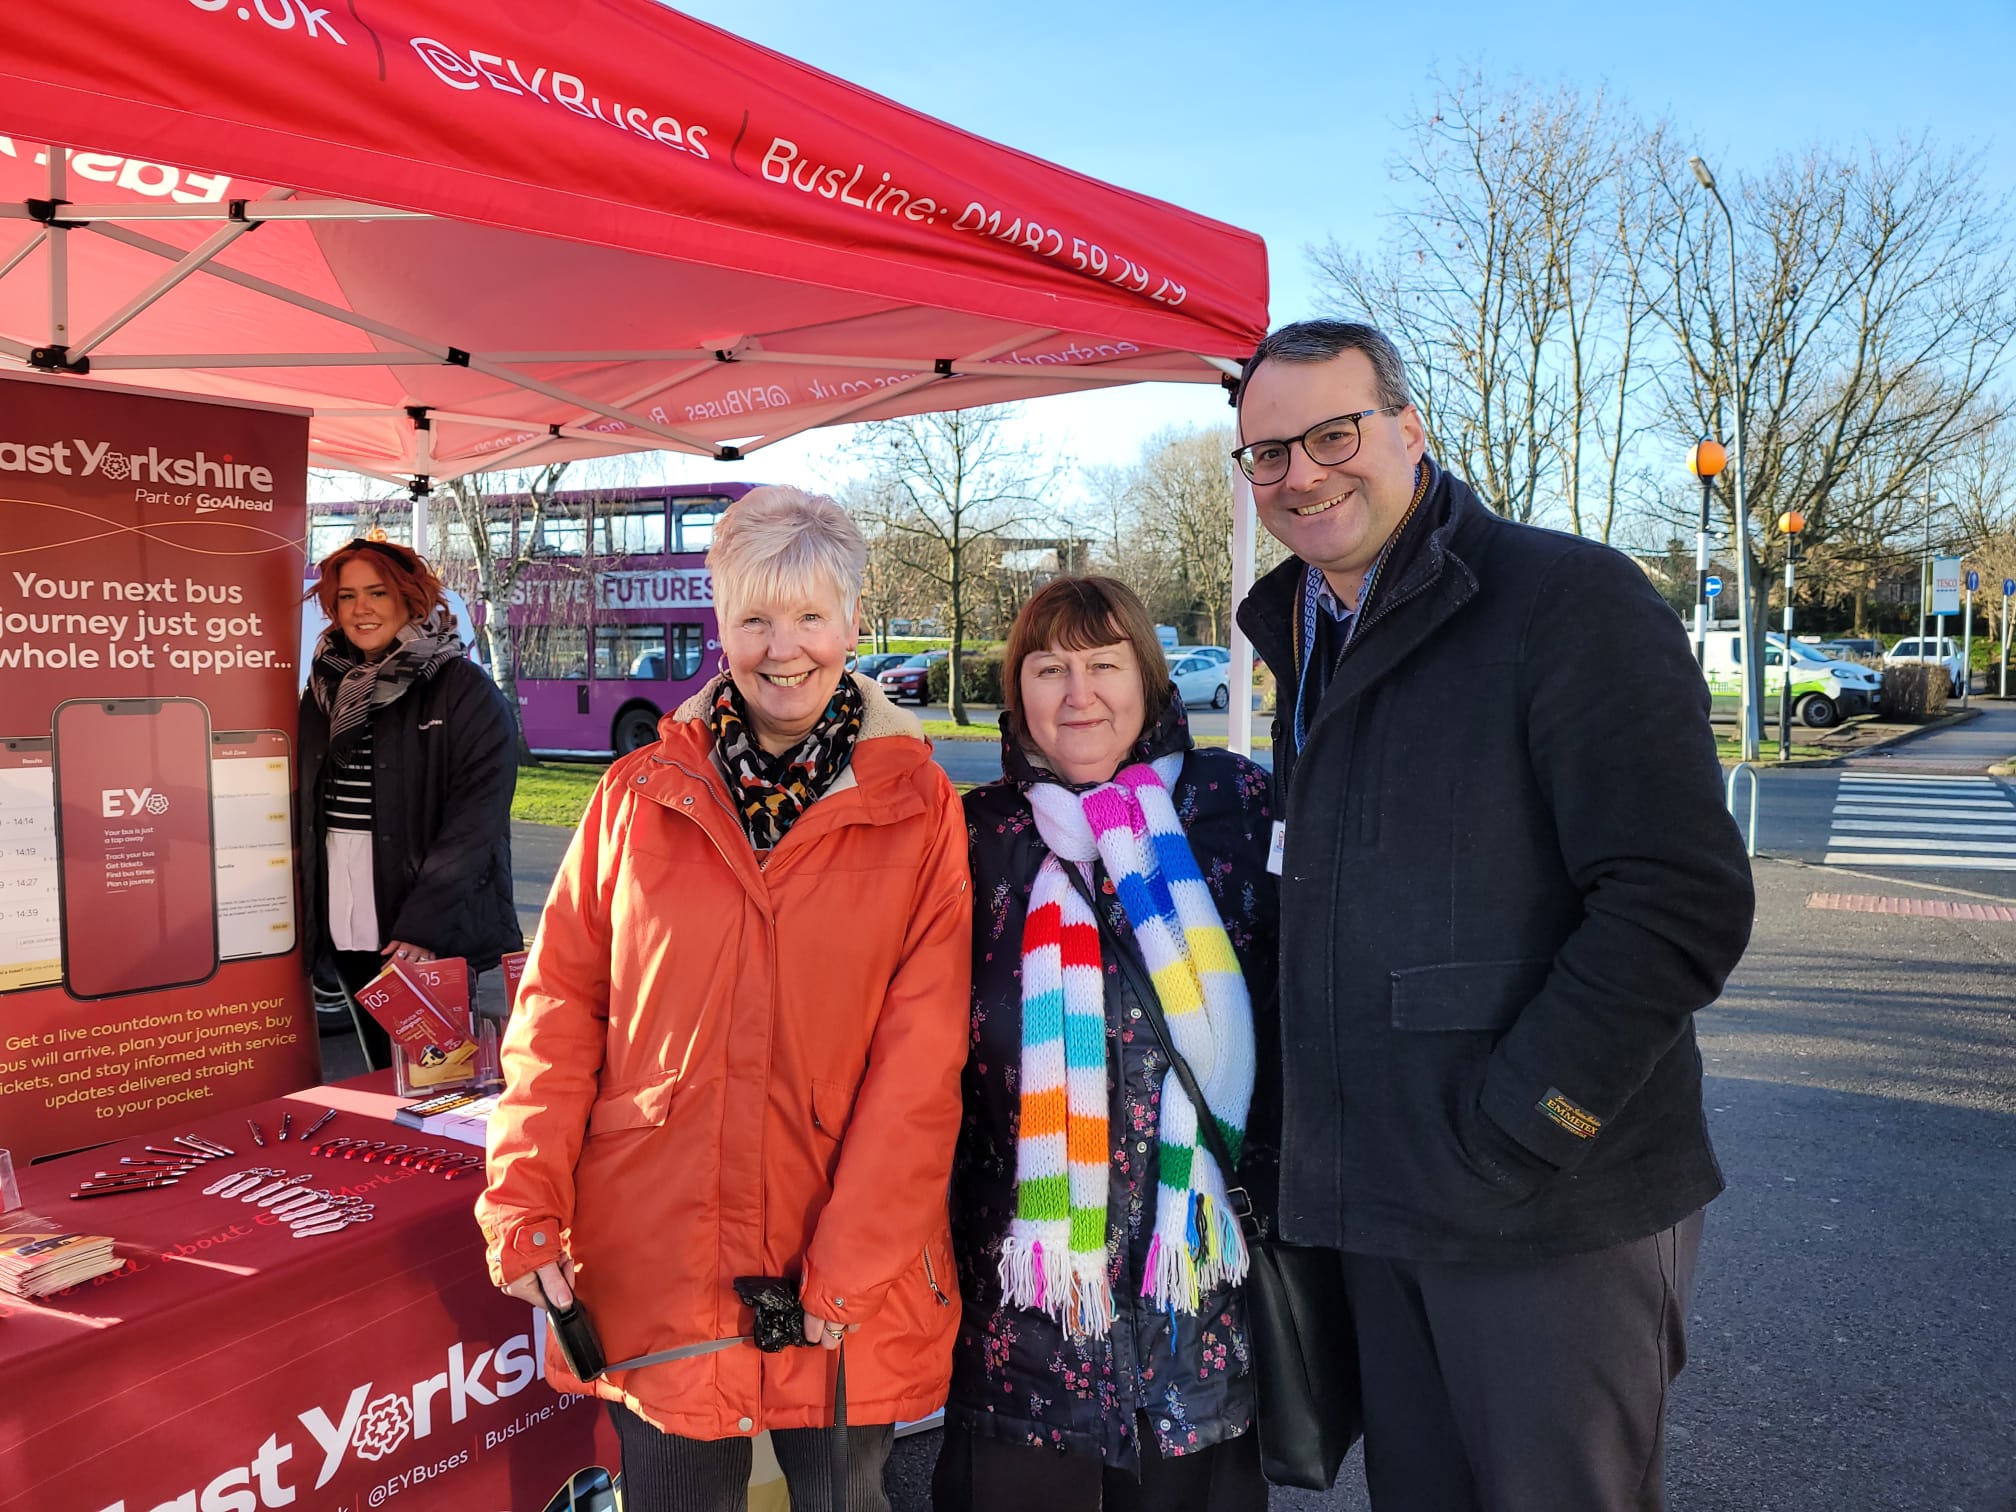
[527,516,586,558]
[594,499,669,557]
[596,625,668,680]
[674,505,722,554]
[516,624,589,680]
[669,625,705,681]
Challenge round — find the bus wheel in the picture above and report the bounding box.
[1796,693,1840,730]
[613,704,662,755]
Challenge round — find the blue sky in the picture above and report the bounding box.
[644,0,2015,498]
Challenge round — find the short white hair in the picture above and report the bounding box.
[706,486,866,620]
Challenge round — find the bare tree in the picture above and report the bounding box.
[1087,426,1290,644]
[434,464,572,764]
[1645,135,2016,642]
[1313,72,1639,534]
[844,477,949,649]
[852,407,1054,724]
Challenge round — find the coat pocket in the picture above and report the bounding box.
[811,1077,858,1140]
[586,1071,683,1136]
[1389,958,1551,1033]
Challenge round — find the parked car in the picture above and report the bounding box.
[1884,636,1966,696]
[1170,651,1234,711]
[876,649,946,704]
[1181,645,1231,665]
[1700,630,1882,729]
[855,651,911,680]
[1815,637,1882,660]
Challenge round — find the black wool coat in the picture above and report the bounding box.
[1236,459,1753,1264]
[948,705,1281,1470]
[297,655,523,974]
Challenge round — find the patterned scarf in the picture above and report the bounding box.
[1000,753,1255,1335]
[309,612,463,760]
[707,672,865,849]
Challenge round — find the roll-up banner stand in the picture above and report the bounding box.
[0,372,315,1160]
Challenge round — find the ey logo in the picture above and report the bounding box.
[101,789,171,817]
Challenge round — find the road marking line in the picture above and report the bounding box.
[1835,787,2004,800]
[1808,892,2016,921]
[1821,836,2016,853]
[1838,775,2003,787]
[1831,820,2016,836]
[1837,781,2004,795]
[1831,805,2012,816]
[1823,852,2016,870]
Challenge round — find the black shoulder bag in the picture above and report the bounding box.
[1060,863,1362,1490]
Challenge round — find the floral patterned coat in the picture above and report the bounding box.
[948,703,1280,1471]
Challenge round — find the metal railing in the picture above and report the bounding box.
[1726,762,1761,857]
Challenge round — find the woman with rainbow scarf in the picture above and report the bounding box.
[936,577,1280,1512]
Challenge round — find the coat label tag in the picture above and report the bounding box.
[1538,1088,1603,1140]
[1266,821,1286,876]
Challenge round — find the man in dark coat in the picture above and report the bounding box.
[1231,320,1753,1510]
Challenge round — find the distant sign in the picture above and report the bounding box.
[1704,575,1723,599]
[1932,555,1963,616]
[2005,578,2016,598]
[1966,570,1979,593]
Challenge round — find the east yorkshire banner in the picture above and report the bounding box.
[0,372,314,1159]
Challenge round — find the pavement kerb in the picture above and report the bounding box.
[1720,706,1983,771]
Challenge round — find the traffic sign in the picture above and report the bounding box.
[1967,570,1979,592]
[2005,578,2015,598]
[1704,575,1723,598]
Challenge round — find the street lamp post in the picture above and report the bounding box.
[1688,438,1727,665]
[1689,154,1759,762]
[1776,509,1806,760]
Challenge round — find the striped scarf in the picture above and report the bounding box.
[309,613,462,760]
[1000,753,1255,1335]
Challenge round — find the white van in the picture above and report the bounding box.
[1699,630,1881,729]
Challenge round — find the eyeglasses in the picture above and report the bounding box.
[1230,407,1403,485]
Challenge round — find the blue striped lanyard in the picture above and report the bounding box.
[1293,565,1352,753]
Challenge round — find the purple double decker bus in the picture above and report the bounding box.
[309,482,754,756]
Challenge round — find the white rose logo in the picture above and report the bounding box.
[352,1392,414,1461]
[99,452,132,481]
[410,37,481,90]
[144,794,170,815]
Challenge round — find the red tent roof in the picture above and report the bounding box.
[0,1,1267,482]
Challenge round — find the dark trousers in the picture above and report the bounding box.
[931,1419,1266,1512]
[330,948,394,1069]
[1343,1209,1705,1512]
[609,1400,895,1512]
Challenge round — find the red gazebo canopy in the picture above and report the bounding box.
[0,0,1268,484]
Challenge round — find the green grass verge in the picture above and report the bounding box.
[1715,737,1829,763]
[513,762,608,828]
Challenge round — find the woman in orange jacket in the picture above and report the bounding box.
[479,486,972,1512]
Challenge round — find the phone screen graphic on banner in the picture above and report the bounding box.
[0,374,314,1159]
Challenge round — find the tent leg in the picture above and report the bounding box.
[1228,471,1257,759]
[45,150,67,353]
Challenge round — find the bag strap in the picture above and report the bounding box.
[1055,860,1250,1225]
[602,1336,848,1512]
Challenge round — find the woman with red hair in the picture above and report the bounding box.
[300,537,522,1066]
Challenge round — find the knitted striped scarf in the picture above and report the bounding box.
[999,753,1255,1335]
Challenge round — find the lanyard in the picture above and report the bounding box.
[1287,461,1432,755]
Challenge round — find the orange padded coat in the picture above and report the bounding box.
[478,676,972,1439]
